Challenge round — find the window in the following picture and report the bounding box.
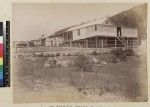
[95,25,97,31]
[77,29,80,35]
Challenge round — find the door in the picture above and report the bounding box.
[117,27,121,37]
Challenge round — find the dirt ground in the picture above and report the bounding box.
[13,48,148,103]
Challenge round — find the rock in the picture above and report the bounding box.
[92,57,98,63]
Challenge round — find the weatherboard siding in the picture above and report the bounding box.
[72,25,117,41]
[72,24,137,41]
[121,27,137,38]
[46,37,64,46]
[72,28,87,41]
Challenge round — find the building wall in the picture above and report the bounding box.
[46,36,64,47]
[55,37,64,46]
[121,27,137,38]
[33,40,42,46]
[41,38,46,46]
[72,24,137,41]
[86,25,117,37]
[72,28,86,41]
[72,24,117,41]
[45,37,52,46]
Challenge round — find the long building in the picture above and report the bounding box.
[45,4,148,48]
[32,35,46,46]
[45,17,138,48]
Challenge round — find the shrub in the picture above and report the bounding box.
[110,48,123,57]
[63,53,65,56]
[28,41,35,47]
[56,53,60,57]
[18,55,24,59]
[49,59,57,67]
[49,53,55,57]
[44,53,50,57]
[125,81,141,100]
[92,51,98,56]
[36,53,44,57]
[125,48,135,56]
[73,55,93,72]
[66,53,72,57]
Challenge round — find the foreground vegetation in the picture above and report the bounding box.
[13,48,147,102]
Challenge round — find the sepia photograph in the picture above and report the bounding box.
[12,3,148,103]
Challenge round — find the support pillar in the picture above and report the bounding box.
[86,38,88,48]
[75,42,77,47]
[115,38,117,47]
[70,39,72,47]
[96,36,98,48]
[63,33,65,41]
[26,42,29,47]
[126,38,128,47]
[106,37,107,48]
[89,38,91,48]
[101,39,103,48]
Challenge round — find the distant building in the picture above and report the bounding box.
[45,35,64,47]
[32,35,46,46]
[13,41,28,48]
[25,4,146,49]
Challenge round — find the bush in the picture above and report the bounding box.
[56,53,60,57]
[63,53,65,56]
[74,55,93,72]
[92,51,98,56]
[66,53,72,57]
[36,53,44,57]
[18,55,24,59]
[125,48,135,56]
[28,41,35,47]
[49,53,55,57]
[44,53,50,57]
[111,48,123,57]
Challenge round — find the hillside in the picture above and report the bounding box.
[111,3,147,40]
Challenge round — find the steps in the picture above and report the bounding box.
[116,36,127,47]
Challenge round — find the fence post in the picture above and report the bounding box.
[86,39,88,48]
[96,36,98,48]
[115,38,117,47]
[70,39,72,47]
[126,38,128,47]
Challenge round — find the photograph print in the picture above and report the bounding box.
[12,3,148,103]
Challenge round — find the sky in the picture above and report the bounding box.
[12,3,140,41]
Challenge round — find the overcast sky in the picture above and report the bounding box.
[12,3,140,41]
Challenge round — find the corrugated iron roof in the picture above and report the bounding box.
[67,17,110,31]
[54,26,72,35]
[53,17,115,34]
